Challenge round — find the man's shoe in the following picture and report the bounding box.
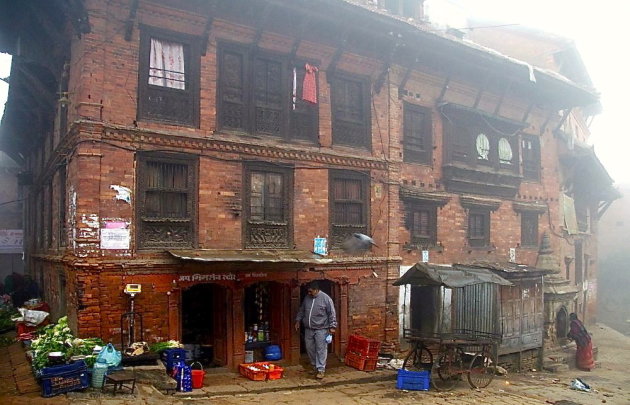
[316,371,325,379]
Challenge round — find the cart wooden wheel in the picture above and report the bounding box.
[402,343,433,371]
[467,350,496,388]
[431,348,462,391]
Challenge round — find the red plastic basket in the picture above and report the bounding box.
[344,351,377,371]
[239,362,283,381]
[347,334,381,357]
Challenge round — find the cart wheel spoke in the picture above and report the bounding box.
[467,351,496,389]
[402,345,433,371]
[431,350,461,391]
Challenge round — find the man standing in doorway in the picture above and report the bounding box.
[295,280,337,379]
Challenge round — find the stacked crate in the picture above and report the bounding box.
[344,334,380,371]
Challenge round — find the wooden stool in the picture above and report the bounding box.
[102,370,136,395]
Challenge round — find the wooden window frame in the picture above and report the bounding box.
[330,72,371,149]
[58,165,67,248]
[521,135,541,181]
[136,152,198,250]
[520,211,539,247]
[137,26,200,127]
[445,111,519,172]
[467,208,490,248]
[329,170,369,248]
[217,43,319,142]
[407,204,437,247]
[403,103,432,164]
[243,163,293,249]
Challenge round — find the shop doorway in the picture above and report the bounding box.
[244,282,290,361]
[299,280,340,355]
[181,283,227,366]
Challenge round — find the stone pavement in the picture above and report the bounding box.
[1,324,629,405]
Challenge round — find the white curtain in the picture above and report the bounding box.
[149,38,185,90]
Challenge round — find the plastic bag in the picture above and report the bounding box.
[570,378,591,392]
[96,343,122,367]
[172,360,192,392]
[19,308,49,326]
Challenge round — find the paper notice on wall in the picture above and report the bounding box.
[0,229,23,253]
[101,228,130,250]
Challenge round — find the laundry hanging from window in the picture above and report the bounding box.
[149,38,186,90]
[302,63,318,104]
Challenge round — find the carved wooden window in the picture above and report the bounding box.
[444,108,520,172]
[290,63,319,142]
[331,74,371,148]
[330,171,369,247]
[468,209,490,248]
[138,27,200,127]
[408,205,437,246]
[403,103,432,164]
[521,211,539,247]
[218,45,317,142]
[521,135,541,180]
[245,165,292,248]
[137,153,197,249]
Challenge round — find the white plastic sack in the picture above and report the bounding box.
[570,378,591,392]
[19,308,49,326]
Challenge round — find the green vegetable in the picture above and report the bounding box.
[149,340,181,353]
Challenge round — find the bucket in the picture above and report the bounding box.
[244,350,254,363]
[190,362,205,389]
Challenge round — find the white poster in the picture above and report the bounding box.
[0,229,23,253]
[101,228,130,250]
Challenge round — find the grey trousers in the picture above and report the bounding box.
[304,328,328,372]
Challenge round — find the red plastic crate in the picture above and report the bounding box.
[239,362,283,381]
[347,334,381,357]
[344,351,377,371]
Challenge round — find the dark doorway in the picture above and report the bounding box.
[244,282,289,361]
[410,286,439,335]
[556,307,569,341]
[299,280,339,355]
[181,283,227,366]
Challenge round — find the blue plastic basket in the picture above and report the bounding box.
[396,369,430,391]
[161,348,188,374]
[40,360,89,397]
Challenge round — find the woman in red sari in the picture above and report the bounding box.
[567,313,594,371]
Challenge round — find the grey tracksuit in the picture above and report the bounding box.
[295,291,337,372]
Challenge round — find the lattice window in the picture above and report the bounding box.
[138,27,200,127]
[409,205,437,246]
[330,171,369,247]
[245,165,292,248]
[403,103,432,164]
[137,153,197,249]
[331,75,370,148]
[520,211,539,247]
[522,135,541,180]
[217,45,317,142]
[468,209,490,247]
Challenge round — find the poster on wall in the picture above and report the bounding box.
[101,228,130,249]
[0,229,23,253]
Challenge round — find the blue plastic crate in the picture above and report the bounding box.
[40,361,89,397]
[396,369,430,391]
[161,348,188,374]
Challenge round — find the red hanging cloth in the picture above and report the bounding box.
[302,63,318,104]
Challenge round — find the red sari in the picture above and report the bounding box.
[568,319,594,371]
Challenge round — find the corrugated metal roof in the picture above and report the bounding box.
[393,262,512,288]
[168,249,333,264]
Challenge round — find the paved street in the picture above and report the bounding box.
[1,324,629,405]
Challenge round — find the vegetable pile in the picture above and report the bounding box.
[30,317,103,369]
[149,340,182,353]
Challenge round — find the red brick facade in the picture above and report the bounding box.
[2,0,613,368]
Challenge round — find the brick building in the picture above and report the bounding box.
[0,0,616,368]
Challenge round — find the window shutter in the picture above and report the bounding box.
[219,49,247,131]
[253,57,283,136]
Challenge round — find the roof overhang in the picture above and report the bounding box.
[463,261,554,279]
[393,262,512,288]
[168,249,333,265]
